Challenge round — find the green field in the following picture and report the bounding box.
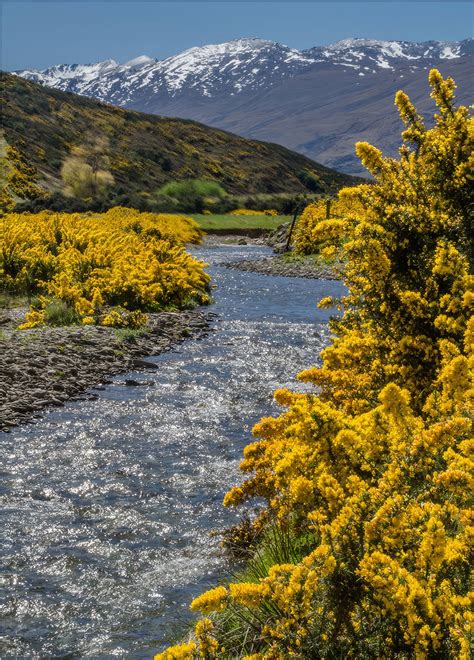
[191,214,290,231]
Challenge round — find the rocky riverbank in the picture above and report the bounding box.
[223,255,341,280]
[0,310,212,431]
[202,234,266,246]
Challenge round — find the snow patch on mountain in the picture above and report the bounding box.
[122,55,155,68]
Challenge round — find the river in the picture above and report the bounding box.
[0,244,345,657]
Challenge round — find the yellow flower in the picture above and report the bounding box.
[318,296,334,309]
[195,618,219,655]
[191,586,228,614]
[229,582,267,608]
[154,641,196,659]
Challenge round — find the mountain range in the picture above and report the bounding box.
[15,37,474,175]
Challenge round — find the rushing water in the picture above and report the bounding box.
[0,245,345,657]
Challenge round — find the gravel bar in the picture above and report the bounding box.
[223,256,341,280]
[0,309,213,431]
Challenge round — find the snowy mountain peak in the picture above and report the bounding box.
[111,37,316,99]
[329,38,394,49]
[15,36,471,105]
[190,37,276,51]
[18,58,119,87]
[159,36,311,69]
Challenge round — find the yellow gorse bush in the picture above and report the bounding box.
[0,206,209,328]
[292,196,360,257]
[229,208,278,216]
[157,71,473,658]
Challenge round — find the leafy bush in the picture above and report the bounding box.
[157,179,226,213]
[61,137,115,202]
[229,208,268,216]
[1,206,209,329]
[100,308,148,329]
[113,326,148,343]
[297,168,324,192]
[156,71,473,659]
[0,143,47,211]
[229,208,279,217]
[291,195,363,258]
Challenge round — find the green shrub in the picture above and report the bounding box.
[43,299,80,326]
[156,179,226,213]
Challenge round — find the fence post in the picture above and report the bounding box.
[285,205,300,252]
[326,199,331,219]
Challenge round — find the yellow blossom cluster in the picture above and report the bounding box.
[0,143,48,210]
[159,71,473,658]
[0,206,209,328]
[229,208,278,216]
[292,195,363,257]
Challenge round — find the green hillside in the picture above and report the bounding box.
[0,72,357,210]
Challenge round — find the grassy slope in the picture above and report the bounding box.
[191,214,289,230]
[0,72,357,199]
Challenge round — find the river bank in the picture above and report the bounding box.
[0,309,212,431]
[223,254,341,279]
[203,228,341,279]
[201,233,265,246]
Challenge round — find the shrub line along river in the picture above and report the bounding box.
[0,244,345,657]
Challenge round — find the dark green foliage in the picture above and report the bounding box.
[297,169,324,192]
[16,192,112,213]
[157,179,226,212]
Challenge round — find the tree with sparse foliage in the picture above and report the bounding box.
[61,136,114,201]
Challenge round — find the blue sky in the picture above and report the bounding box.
[2,1,473,71]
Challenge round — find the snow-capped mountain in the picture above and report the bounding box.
[16,37,473,103]
[17,38,317,104]
[15,37,473,175]
[307,37,473,71]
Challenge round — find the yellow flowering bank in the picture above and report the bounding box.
[230,208,278,216]
[0,206,209,328]
[157,71,473,658]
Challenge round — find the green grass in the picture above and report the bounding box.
[280,250,345,272]
[191,214,290,231]
[0,292,29,309]
[191,521,318,657]
[113,327,148,343]
[42,299,80,326]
